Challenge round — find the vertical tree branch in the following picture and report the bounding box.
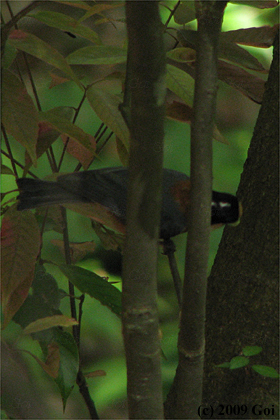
[165,2,227,418]
[122,1,166,418]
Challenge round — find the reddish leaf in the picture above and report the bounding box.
[24,108,74,172]
[221,25,280,48]
[61,134,96,170]
[166,101,193,123]
[1,205,41,327]
[218,60,265,103]
[219,41,267,72]
[2,69,39,167]
[166,101,228,144]
[85,370,106,378]
[22,344,60,379]
[8,29,82,88]
[2,268,35,329]
[229,1,278,9]
[178,29,267,72]
[44,343,60,378]
[49,72,70,88]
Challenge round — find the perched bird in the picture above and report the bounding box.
[17,167,241,240]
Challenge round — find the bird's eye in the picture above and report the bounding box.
[219,201,231,209]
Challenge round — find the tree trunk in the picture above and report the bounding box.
[203,32,279,419]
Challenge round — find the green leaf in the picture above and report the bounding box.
[67,45,127,65]
[174,2,196,24]
[216,362,231,368]
[29,11,101,44]
[2,69,39,166]
[167,47,196,63]
[2,42,17,68]
[1,409,10,419]
[229,356,249,369]
[13,264,62,329]
[242,346,263,356]
[77,2,123,23]
[1,165,14,175]
[8,29,82,88]
[86,86,129,149]
[59,264,122,316]
[39,109,95,152]
[53,329,79,409]
[1,205,41,328]
[252,365,279,378]
[166,64,194,106]
[23,315,78,335]
[53,0,91,10]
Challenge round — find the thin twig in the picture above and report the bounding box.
[77,294,85,351]
[76,371,99,419]
[58,90,88,171]
[1,124,18,178]
[162,239,182,306]
[93,122,105,140]
[73,126,112,172]
[1,144,39,181]
[60,206,99,419]
[164,0,181,30]
[22,52,42,110]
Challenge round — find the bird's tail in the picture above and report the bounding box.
[16,178,82,210]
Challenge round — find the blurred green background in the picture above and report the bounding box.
[1,1,278,418]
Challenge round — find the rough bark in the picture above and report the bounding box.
[202,32,279,419]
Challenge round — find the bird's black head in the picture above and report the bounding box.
[211,192,241,226]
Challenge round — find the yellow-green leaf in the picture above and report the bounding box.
[23,315,78,335]
[166,64,194,107]
[67,45,127,65]
[78,2,123,23]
